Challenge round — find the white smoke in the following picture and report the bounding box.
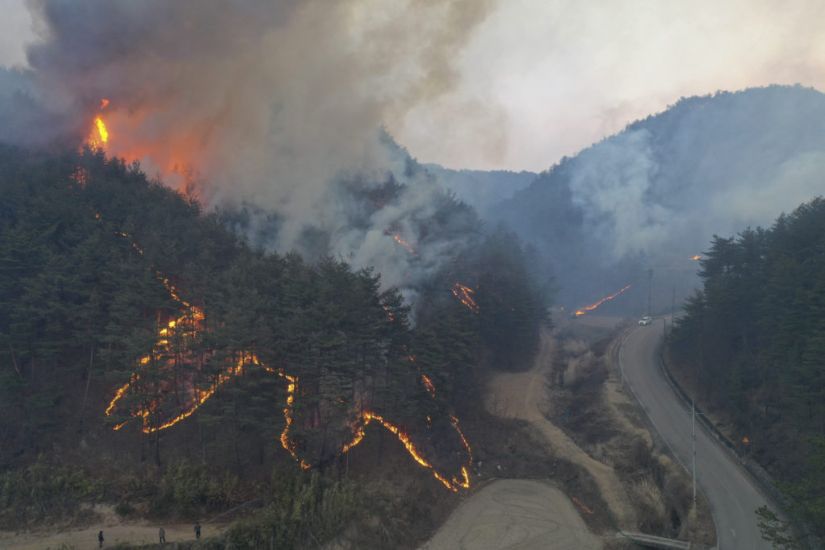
[495,86,825,307]
[563,87,825,263]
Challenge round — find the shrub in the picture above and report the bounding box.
[225,470,362,549]
[0,455,103,528]
[148,460,242,518]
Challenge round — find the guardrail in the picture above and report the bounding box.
[618,530,707,549]
[656,339,822,550]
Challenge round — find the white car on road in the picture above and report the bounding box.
[638,316,653,326]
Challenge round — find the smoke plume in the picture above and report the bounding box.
[496,86,825,309]
[4,0,495,294]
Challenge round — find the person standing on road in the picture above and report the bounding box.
[194,521,201,540]
[98,530,104,548]
[159,526,166,544]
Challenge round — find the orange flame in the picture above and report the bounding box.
[421,374,436,397]
[94,117,109,144]
[100,216,471,490]
[263,366,312,471]
[102,219,251,434]
[690,255,702,261]
[574,284,632,317]
[103,282,253,433]
[451,282,479,314]
[340,411,471,492]
[87,98,110,150]
[390,233,417,255]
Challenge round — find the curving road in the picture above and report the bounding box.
[618,320,771,550]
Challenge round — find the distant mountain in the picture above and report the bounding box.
[425,164,537,215]
[491,85,825,307]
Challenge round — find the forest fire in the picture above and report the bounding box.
[104,309,245,434]
[451,282,479,314]
[421,374,436,397]
[262,366,312,471]
[87,98,110,149]
[340,410,471,492]
[91,118,471,491]
[102,222,472,489]
[389,232,417,255]
[690,255,703,261]
[574,284,632,317]
[102,230,252,432]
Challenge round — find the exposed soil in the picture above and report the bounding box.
[486,330,637,530]
[549,316,715,545]
[0,505,225,549]
[420,479,602,550]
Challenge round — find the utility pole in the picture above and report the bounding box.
[671,287,676,318]
[669,286,676,336]
[692,398,697,506]
[647,268,654,316]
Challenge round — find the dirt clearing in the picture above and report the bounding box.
[420,479,602,550]
[0,505,224,550]
[486,331,636,529]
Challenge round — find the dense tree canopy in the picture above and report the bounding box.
[0,145,547,485]
[670,197,825,537]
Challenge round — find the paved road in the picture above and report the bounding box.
[618,321,772,550]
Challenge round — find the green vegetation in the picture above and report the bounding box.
[225,471,361,549]
[148,460,242,518]
[0,455,103,528]
[0,144,547,547]
[669,197,825,542]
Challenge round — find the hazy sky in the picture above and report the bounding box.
[2,0,824,171]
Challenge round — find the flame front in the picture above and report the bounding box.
[103,221,253,433]
[388,232,417,255]
[574,284,632,317]
[421,374,436,397]
[340,411,472,492]
[261,365,312,471]
[100,217,472,491]
[690,255,703,261]
[451,282,479,314]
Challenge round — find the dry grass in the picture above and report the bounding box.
[545,329,716,546]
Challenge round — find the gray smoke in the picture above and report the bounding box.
[496,85,825,309]
[567,87,825,262]
[7,0,495,294]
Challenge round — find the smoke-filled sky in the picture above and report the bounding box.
[1,0,824,171]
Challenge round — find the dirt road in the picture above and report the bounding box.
[420,479,602,550]
[486,331,636,528]
[0,507,221,550]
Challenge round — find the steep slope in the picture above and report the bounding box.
[425,164,537,215]
[493,85,825,306]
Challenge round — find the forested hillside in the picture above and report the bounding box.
[669,197,825,539]
[494,85,825,307]
[424,164,536,215]
[0,145,546,547]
